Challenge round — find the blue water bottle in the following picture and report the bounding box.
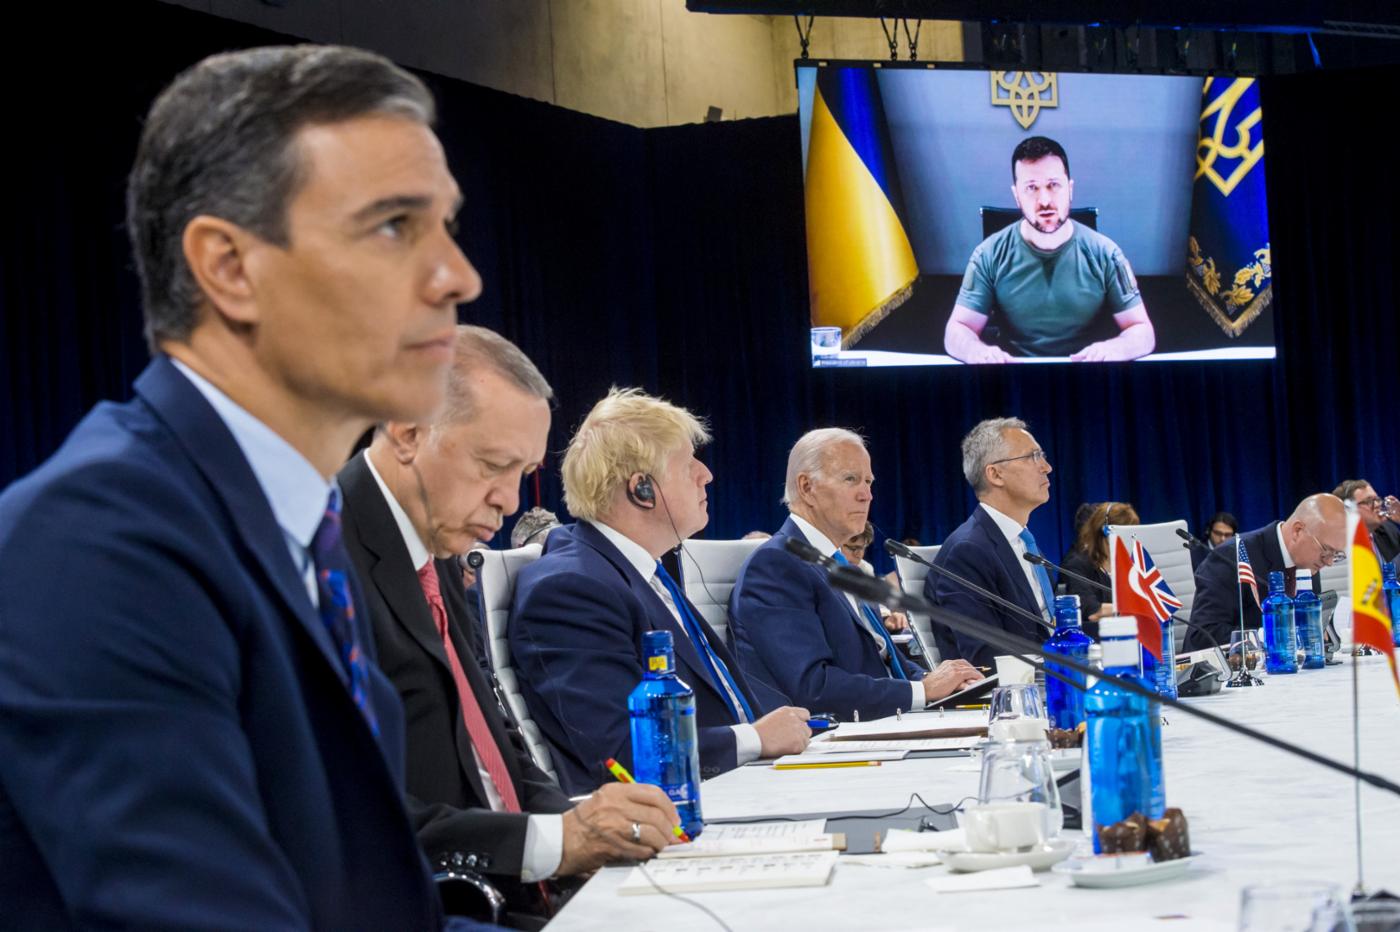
[1383,563,1400,648]
[1262,571,1297,674]
[1294,570,1324,670]
[1044,594,1093,729]
[1085,616,1166,853]
[629,630,704,838]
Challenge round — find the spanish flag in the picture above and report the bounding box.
[805,68,919,349]
[1350,514,1400,698]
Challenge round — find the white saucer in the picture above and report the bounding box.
[941,837,1076,873]
[1052,852,1200,888]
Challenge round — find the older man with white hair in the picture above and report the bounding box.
[927,417,1056,668]
[729,428,981,721]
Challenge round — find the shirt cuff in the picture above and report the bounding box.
[909,682,926,711]
[521,813,565,881]
[732,724,762,764]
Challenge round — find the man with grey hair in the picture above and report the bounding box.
[730,428,981,720]
[0,45,489,928]
[1185,493,1348,652]
[927,417,1056,667]
[338,327,682,922]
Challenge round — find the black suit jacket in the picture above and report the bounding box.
[1185,522,1286,652]
[338,454,572,886]
[924,506,1048,667]
[1373,522,1400,564]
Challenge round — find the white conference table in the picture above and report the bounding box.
[547,655,1400,931]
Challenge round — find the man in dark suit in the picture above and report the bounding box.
[927,417,1056,667]
[339,327,680,921]
[0,46,491,929]
[1333,480,1400,564]
[510,389,813,795]
[1184,494,1347,652]
[730,429,981,720]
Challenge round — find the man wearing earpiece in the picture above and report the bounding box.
[510,388,812,795]
[338,329,683,923]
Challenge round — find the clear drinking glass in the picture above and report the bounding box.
[977,738,1063,842]
[988,683,1046,723]
[1238,881,1349,932]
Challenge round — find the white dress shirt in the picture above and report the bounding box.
[788,515,925,710]
[979,502,1051,619]
[362,453,563,882]
[172,359,328,609]
[588,521,762,764]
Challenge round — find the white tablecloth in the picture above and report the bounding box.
[546,655,1400,931]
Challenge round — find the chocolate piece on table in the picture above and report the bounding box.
[1146,808,1191,862]
[1097,812,1148,854]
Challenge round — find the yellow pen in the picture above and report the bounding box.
[603,758,692,843]
[772,760,883,770]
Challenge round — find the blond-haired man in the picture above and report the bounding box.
[510,388,811,794]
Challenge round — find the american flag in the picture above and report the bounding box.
[1128,540,1183,622]
[1237,536,1260,608]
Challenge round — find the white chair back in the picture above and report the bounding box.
[893,545,942,665]
[477,543,555,780]
[680,538,765,645]
[1107,520,1195,654]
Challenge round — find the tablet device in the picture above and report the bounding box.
[925,673,999,710]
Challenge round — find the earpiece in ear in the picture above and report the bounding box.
[627,474,657,509]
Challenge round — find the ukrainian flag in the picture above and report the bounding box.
[806,68,919,349]
[1186,77,1272,337]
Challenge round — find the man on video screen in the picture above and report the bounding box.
[943,136,1155,363]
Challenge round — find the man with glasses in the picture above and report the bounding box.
[1184,494,1348,652]
[927,418,1057,667]
[1333,480,1400,563]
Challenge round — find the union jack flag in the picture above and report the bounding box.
[1128,540,1183,622]
[1237,536,1260,608]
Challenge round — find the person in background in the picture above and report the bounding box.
[1332,480,1400,563]
[1060,501,1139,639]
[1192,510,1239,570]
[512,506,562,550]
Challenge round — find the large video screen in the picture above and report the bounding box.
[798,65,1275,367]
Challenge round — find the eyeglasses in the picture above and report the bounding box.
[1356,496,1382,509]
[1305,529,1346,566]
[989,449,1048,467]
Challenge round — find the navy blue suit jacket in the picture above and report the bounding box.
[925,506,1047,668]
[0,358,447,931]
[729,517,922,721]
[508,522,765,795]
[1185,522,1284,652]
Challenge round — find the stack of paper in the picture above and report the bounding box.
[658,820,844,859]
[617,851,840,895]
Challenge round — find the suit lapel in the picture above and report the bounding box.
[573,523,725,702]
[974,507,1042,618]
[778,518,886,666]
[135,357,346,684]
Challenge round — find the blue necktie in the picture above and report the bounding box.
[653,562,754,723]
[1017,528,1056,619]
[830,551,907,680]
[309,488,379,736]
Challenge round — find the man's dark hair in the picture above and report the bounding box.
[1205,511,1239,534]
[1332,480,1372,502]
[127,45,435,352]
[1010,136,1070,181]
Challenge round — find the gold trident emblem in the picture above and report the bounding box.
[1196,77,1264,197]
[990,72,1059,129]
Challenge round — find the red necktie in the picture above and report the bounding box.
[417,561,521,812]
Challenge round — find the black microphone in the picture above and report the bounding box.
[1176,528,1210,552]
[789,544,1400,799]
[784,536,837,569]
[886,539,1053,634]
[1022,550,1227,663]
[1023,550,1110,595]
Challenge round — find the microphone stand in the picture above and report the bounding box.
[784,537,1400,800]
[1021,551,1229,668]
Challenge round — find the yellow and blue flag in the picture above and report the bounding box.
[1186,77,1272,337]
[805,68,919,348]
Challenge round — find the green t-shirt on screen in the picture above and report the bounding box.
[955,221,1141,357]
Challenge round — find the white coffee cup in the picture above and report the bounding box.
[995,654,1037,685]
[961,802,1048,853]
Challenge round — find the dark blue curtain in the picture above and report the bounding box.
[2,2,1395,576]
